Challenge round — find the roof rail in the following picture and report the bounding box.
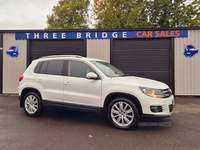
[39,55,83,59]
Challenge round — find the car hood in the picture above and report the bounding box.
[112,76,169,89]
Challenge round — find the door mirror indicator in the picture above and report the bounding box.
[86,72,99,80]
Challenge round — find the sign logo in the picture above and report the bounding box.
[184,45,198,57]
[6,46,19,57]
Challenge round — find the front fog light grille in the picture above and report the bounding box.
[169,104,173,112]
[150,106,163,113]
[162,89,172,98]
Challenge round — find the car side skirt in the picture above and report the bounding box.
[42,100,102,113]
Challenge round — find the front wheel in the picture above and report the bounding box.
[107,98,139,129]
[23,92,43,117]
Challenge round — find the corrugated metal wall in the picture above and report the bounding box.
[87,39,110,63]
[175,30,200,95]
[0,33,3,93]
[29,39,86,64]
[3,33,27,93]
[111,38,171,86]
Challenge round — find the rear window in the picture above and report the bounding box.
[34,60,64,76]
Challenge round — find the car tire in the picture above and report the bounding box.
[107,98,139,129]
[23,92,43,117]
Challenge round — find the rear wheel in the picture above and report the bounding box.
[107,98,139,129]
[23,92,43,117]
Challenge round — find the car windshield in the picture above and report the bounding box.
[91,61,126,77]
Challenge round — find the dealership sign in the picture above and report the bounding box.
[15,30,188,40]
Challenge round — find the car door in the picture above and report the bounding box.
[63,60,101,107]
[34,60,64,103]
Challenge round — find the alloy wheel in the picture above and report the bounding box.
[111,101,134,127]
[24,95,39,114]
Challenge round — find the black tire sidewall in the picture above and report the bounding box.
[107,98,139,129]
[23,92,43,117]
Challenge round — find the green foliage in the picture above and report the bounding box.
[46,0,200,29]
[46,0,90,29]
[93,0,151,29]
[92,0,200,29]
[148,0,200,28]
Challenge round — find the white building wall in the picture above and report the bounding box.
[87,39,110,63]
[175,29,200,95]
[3,33,27,93]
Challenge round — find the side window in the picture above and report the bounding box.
[34,60,64,75]
[34,62,42,73]
[40,61,48,74]
[46,60,64,76]
[68,60,95,78]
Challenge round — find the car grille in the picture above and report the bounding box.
[169,104,173,112]
[162,88,172,98]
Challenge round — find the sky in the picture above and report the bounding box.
[0,0,59,29]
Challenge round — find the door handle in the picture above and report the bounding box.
[64,82,71,86]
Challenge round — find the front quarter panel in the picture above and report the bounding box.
[101,80,142,107]
[101,78,174,118]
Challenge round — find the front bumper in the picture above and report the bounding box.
[142,113,173,120]
[139,95,175,119]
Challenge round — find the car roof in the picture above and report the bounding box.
[35,55,104,62]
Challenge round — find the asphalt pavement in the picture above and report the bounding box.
[0,96,200,150]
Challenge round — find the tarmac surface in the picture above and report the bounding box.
[0,96,200,150]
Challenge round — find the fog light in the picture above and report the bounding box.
[150,106,163,113]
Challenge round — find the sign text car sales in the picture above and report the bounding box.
[15,30,188,40]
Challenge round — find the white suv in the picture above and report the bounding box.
[18,55,174,129]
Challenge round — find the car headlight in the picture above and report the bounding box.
[139,87,164,98]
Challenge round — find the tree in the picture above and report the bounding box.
[92,0,151,29]
[46,0,90,29]
[91,0,200,29]
[148,0,200,28]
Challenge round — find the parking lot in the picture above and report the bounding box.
[0,96,200,150]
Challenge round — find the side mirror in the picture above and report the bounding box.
[86,72,99,80]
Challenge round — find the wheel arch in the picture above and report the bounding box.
[20,88,42,107]
[103,92,143,119]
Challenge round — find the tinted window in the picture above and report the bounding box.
[46,60,64,76]
[34,62,42,73]
[91,61,125,77]
[40,61,48,74]
[68,60,95,78]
